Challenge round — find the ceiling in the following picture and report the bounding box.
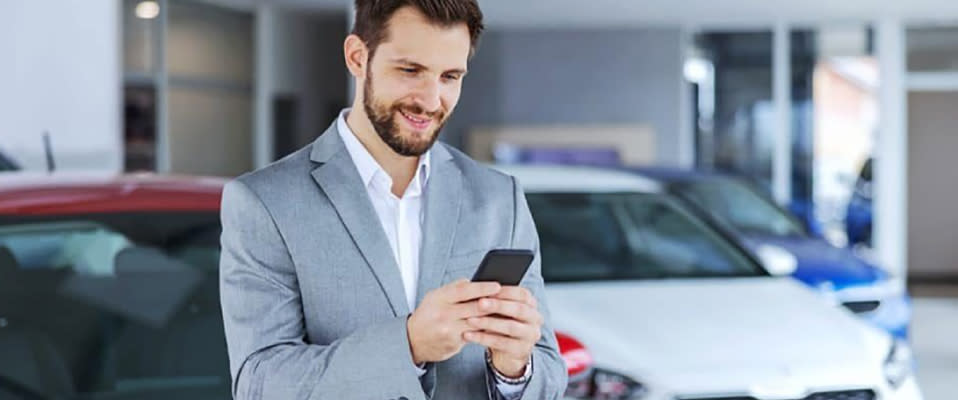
[203,0,958,28]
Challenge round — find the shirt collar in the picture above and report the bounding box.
[336,108,431,192]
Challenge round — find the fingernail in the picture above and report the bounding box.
[480,299,492,309]
[464,332,475,341]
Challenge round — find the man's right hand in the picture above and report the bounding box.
[407,279,502,364]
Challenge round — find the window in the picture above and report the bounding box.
[0,213,227,400]
[527,192,763,283]
[677,179,807,237]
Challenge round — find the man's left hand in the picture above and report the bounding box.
[463,286,543,378]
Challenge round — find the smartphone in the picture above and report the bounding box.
[470,249,535,286]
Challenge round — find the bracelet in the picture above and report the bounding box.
[486,349,532,384]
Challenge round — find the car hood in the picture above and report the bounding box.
[545,278,889,392]
[740,234,884,289]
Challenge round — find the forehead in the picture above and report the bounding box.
[375,6,471,69]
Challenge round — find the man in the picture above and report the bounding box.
[219,0,567,399]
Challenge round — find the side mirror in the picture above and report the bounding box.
[755,245,798,276]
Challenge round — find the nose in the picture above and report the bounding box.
[412,78,441,113]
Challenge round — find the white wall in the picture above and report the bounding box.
[0,0,122,171]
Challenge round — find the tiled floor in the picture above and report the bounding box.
[910,286,958,400]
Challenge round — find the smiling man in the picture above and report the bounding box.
[218,1,567,399]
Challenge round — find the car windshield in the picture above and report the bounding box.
[0,212,228,400]
[675,179,806,237]
[526,192,764,282]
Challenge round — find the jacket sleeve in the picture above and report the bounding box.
[486,177,569,400]
[219,179,427,400]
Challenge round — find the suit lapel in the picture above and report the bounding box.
[308,125,410,317]
[416,144,462,305]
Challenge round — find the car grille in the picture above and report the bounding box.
[842,300,882,314]
[678,389,876,400]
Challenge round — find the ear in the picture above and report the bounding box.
[344,34,369,80]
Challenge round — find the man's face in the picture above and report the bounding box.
[362,6,471,157]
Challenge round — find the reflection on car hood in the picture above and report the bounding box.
[545,278,888,392]
[739,234,884,289]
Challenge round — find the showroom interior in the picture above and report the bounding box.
[1,0,957,399]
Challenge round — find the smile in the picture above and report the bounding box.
[399,109,431,125]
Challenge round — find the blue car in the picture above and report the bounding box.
[845,158,873,248]
[626,166,910,339]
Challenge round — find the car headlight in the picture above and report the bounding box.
[883,340,914,388]
[564,368,648,399]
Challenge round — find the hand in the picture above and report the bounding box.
[463,286,543,378]
[407,279,501,364]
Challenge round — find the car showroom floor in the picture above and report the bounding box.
[910,284,958,400]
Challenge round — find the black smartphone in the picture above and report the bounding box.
[470,249,535,286]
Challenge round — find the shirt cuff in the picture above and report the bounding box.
[488,352,533,400]
[495,378,527,399]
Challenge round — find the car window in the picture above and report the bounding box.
[676,179,806,237]
[859,158,873,183]
[0,214,229,400]
[0,153,17,171]
[0,222,132,275]
[527,192,764,282]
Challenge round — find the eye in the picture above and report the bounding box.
[442,73,462,81]
[399,67,418,75]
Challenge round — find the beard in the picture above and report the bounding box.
[363,74,447,157]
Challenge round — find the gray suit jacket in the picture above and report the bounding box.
[219,122,567,400]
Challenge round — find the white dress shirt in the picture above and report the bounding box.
[336,110,527,399]
[337,110,428,312]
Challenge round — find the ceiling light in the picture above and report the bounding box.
[135,1,160,20]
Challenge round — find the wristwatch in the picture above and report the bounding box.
[486,349,533,384]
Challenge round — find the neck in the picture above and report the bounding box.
[345,103,420,197]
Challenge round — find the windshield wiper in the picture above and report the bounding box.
[0,375,51,400]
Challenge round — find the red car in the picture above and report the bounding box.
[0,173,592,400]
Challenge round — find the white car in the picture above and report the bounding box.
[496,165,922,400]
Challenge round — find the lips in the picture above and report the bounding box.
[398,109,432,131]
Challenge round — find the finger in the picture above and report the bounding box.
[463,330,528,357]
[466,316,538,341]
[491,286,537,307]
[478,298,543,325]
[451,319,479,340]
[443,279,501,304]
[448,300,492,320]
[435,318,481,340]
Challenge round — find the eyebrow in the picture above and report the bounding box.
[392,58,467,75]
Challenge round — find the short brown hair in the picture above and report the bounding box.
[352,0,484,57]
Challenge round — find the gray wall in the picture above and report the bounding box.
[443,28,684,164]
[908,91,958,279]
[166,1,253,177]
[271,10,348,151]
